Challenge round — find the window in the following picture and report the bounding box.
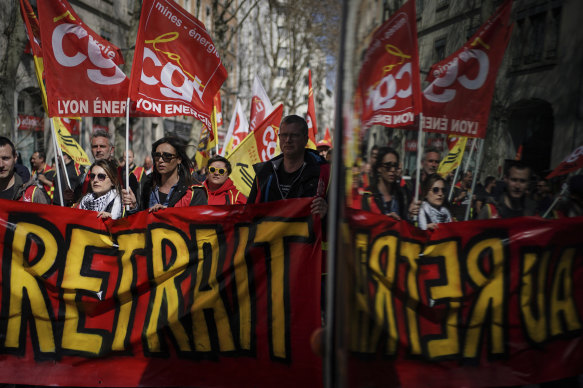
[546,8,560,59]
[511,5,561,71]
[100,29,111,42]
[17,96,25,114]
[526,13,546,64]
[436,0,449,12]
[434,38,446,62]
[383,0,391,21]
[466,15,481,39]
[278,67,287,77]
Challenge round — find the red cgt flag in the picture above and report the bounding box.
[249,75,274,132]
[306,70,318,149]
[422,0,513,139]
[547,145,583,179]
[358,0,422,130]
[130,0,227,128]
[254,104,284,162]
[37,0,129,117]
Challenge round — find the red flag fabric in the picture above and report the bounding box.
[37,0,130,117]
[249,75,274,132]
[214,92,223,128]
[307,70,318,147]
[317,127,332,148]
[253,104,284,162]
[359,0,422,130]
[515,144,523,160]
[546,145,583,179]
[422,0,513,138]
[129,0,227,128]
[19,0,42,57]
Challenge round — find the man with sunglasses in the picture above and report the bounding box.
[247,115,330,217]
[478,160,537,219]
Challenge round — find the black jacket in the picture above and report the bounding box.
[135,174,207,211]
[247,149,329,203]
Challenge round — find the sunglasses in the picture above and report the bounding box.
[209,166,227,175]
[381,162,399,170]
[152,152,177,162]
[431,187,445,194]
[89,173,108,181]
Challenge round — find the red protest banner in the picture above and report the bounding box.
[37,0,130,117]
[0,198,322,387]
[546,145,583,179]
[130,0,227,128]
[343,207,583,388]
[358,0,422,130]
[422,0,513,139]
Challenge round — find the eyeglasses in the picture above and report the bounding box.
[431,187,445,194]
[278,133,302,140]
[381,162,399,170]
[209,166,227,175]
[152,152,177,162]
[89,173,108,181]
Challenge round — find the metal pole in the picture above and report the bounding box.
[464,137,476,173]
[464,139,484,220]
[325,0,349,385]
[125,97,131,210]
[448,162,462,202]
[414,117,424,203]
[50,119,65,206]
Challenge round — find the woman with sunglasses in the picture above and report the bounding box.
[78,160,124,219]
[418,173,452,230]
[126,136,207,212]
[361,147,410,220]
[203,155,246,205]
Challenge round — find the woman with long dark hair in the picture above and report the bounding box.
[418,173,452,230]
[125,136,206,212]
[360,147,410,220]
[78,159,124,219]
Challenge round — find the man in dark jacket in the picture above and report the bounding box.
[0,136,50,203]
[478,160,536,219]
[247,115,329,216]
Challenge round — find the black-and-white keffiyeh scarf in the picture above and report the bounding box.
[418,201,452,230]
[78,189,123,219]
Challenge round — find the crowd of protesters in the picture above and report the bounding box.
[350,144,583,226]
[1,125,582,225]
[0,132,248,213]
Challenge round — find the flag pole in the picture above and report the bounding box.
[53,122,71,189]
[414,113,424,204]
[125,97,131,210]
[464,138,484,220]
[464,137,477,173]
[50,119,65,206]
[542,182,568,218]
[448,137,473,202]
[448,164,461,202]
